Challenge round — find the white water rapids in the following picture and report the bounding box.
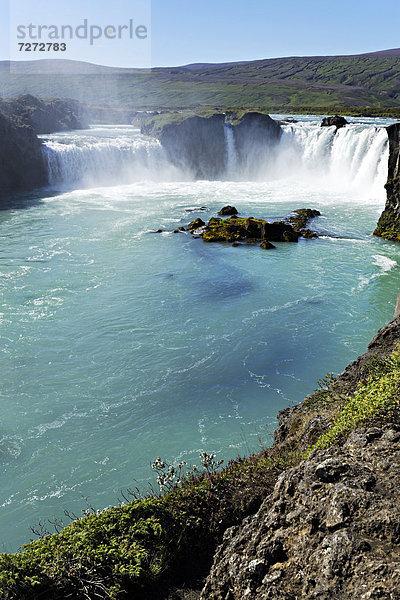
[41,121,389,202]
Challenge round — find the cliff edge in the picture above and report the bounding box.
[202,425,400,599]
[0,95,88,198]
[374,122,400,241]
[200,315,400,599]
[0,111,47,195]
[141,111,281,179]
[1,314,400,600]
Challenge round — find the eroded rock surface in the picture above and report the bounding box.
[0,111,46,196]
[374,123,400,241]
[201,425,400,600]
[321,115,348,129]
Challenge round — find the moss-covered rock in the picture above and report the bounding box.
[202,217,247,243]
[202,216,300,244]
[196,209,321,246]
[188,218,205,231]
[218,206,238,216]
[374,124,400,242]
[288,208,321,232]
[374,180,400,241]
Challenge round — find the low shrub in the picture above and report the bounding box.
[310,347,400,452]
[0,447,298,599]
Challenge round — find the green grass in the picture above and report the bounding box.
[2,53,400,111]
[310,347,400,452]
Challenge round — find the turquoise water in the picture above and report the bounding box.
[1,122,400,552]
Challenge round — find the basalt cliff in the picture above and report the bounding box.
[0,95,87,198]
[200,314,400,600]
[141,111,281,179]
[375,122,400,241]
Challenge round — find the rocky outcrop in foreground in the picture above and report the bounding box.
[200,314,400,600]
[0,311,399,599]
[374,123,400,241]
[201,425,400,600]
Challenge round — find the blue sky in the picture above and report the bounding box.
[1,0,400,67]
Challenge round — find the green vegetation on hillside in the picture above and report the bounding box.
[1,52,400,111]
[311,348,400,451]
[0,449,296,599]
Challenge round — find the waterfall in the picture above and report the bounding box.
[277,123,389,198]
[41,128,187,187]
[41,123,389,201]
[224,124,238,178]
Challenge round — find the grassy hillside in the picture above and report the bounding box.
[1,50,400,111]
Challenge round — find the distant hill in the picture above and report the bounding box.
[1,49,400,111]
[0,59,140,75]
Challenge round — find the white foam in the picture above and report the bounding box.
[41,123,389,206]
[354,254,397,291]
[372,254,398,272]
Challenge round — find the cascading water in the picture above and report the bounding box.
[224,123,239,178]
[41,122,389,201]
[277,122,389,198]
[41,126,187,187]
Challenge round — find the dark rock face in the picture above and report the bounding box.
[218,206,238,216]
[374,123,400,241]
[151,114,227,179]
[142,112,282,179]
[0,94,88,134]
[0,94,89,199]
[0,111,47,196]
[232,112,282,166]
[260,240,275,249]
[201,425,400,600]
[321,115,349,129]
